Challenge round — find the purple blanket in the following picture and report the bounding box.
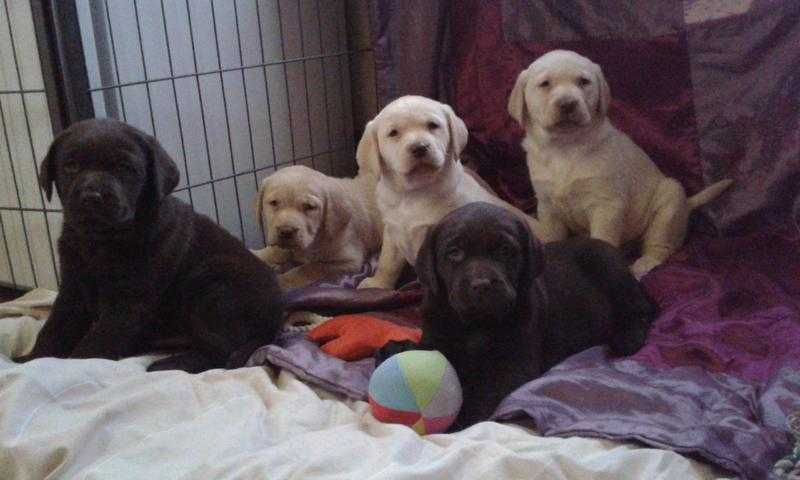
[250,226,800,478]
[249,1,800,477]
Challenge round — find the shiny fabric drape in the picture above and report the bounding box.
[365,2,800,477]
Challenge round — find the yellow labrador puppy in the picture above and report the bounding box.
[252,165,382,288]
[357,95,543,290]
[508,49,732,278]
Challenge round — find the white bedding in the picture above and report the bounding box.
[0,290,728,480]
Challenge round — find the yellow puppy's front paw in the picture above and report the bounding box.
[251,246,292,266]
[631,256,662,280]
[357,275,392,290]
[250,248,270,262]
[278,271,308,290]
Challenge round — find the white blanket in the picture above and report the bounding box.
[0,290,728,479]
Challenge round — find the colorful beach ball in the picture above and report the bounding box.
[368,350,463,434]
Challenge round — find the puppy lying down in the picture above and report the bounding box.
[378,202,656,429]
[251,165,382,289]
[356,95,545,290]
[509,49,732,278]
[15,119,284,373]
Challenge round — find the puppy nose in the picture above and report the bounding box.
[79,189,103,206]
[469,278,493,294]
[277,226,298,240]
[410,143,429,158]
[558,98,578,114]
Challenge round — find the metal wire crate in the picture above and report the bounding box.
[0,0,377,291]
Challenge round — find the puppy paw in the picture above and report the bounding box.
[631,256,662,280]
[250,247,270,262]
[357,276,392,290]
[251,246,292,266]
[12,354,34,363]
[278,271,308,290]
[609,322,650,357]
[147,351,219,373]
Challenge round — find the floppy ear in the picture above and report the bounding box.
[595,64,611,117]
[39,130,67,202]
[321,181,352,242]
[356,119,381,178]
[253,177,269,232]
[517,217,545,288]
[508,68,530,127]
[441,103,468,161]
[133,129,180,202]
[414,225,441,298]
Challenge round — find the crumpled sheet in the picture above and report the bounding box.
[258,224,800,479]
[0,290,726,480]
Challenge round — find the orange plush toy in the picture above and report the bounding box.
[308,314,422,361]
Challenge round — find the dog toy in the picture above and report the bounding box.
[368,350,462,434]
[773,411,800,478]
[283,311,330,333]
[307,314,421,361]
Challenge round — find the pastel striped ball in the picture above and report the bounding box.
[368,350,462,434]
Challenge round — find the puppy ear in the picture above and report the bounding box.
[441,103,468,160]
[415,225,441,298]
[321,181,352,242]
[518,218,545,287]
[595,64,611,117]
[508,68,530,127]
[39,130,66,202]
[253,176,269,232]
[356,119,381,178]
[135,129,180,202]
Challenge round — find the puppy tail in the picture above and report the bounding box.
[687,179,733,210]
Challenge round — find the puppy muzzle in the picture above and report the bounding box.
[402,155,444,183]
[67,175,130,226]
[450,269,517,325]
[550,95,589,129]
[270,223,310,250]
[410,142,430,159]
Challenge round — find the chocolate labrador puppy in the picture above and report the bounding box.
[14,119,284,372]
[378,202,655,429]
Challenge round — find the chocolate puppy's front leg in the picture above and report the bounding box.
[374,340,421,367]
[15,282,92,362]
[69,298,152,360]
[374,331,438,367]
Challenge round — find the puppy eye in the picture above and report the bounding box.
[118,163,137,174]
[538,80,550,88]
[268,199,279,207]
[496,244,515,259]
[577,77,591,87]
[446,247,464,263]
[427,121,440,130]
[302,203,317,212]
[387,129,399,138]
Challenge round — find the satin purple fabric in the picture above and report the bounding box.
[256,243,800,476]
[492,349,799,479]
[250,2,800,478]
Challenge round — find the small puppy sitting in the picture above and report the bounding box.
[14,119,284,373]
[356,95,544,290]
[508,50,733,278]
[251,165,382,289]
[378,202,655,429]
